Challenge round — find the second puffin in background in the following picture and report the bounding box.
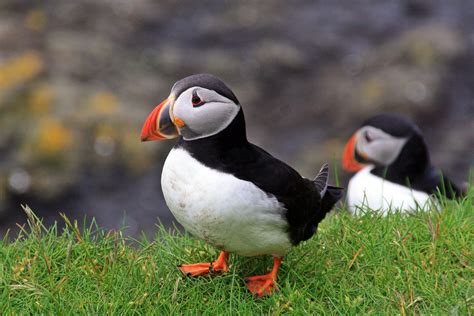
[342,113,464,215]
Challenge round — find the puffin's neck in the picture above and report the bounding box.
[177,108,248,153]
[372,133,430,184]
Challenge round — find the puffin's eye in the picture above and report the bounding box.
[191,93,205,107]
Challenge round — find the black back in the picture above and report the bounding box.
[176,109,341,245]
[365,114,463,198]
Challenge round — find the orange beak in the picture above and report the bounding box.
[141,98,179,142]
[342,133,366,172]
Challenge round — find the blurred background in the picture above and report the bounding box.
[0,0,473,237]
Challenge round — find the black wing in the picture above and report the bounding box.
[214,143,339,244]
[233,144,330,244]
[415,167,465,199]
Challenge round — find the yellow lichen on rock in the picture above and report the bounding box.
[409,41,435,67]
[29,85,54,114]
[25,10,47,32]
[95,122,117,139]
[360,78,384,107]
[0,52,43,90]
[88,92,119,115]
[35,119,73,156]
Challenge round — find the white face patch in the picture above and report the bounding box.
[355,126,408,166]
[172,87,241,140]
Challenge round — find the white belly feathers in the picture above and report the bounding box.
[161,148,292,257]
[347,166,437,215]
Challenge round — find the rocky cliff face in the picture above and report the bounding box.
[0,0,472,236]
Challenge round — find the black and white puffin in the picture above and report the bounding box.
[342,113,464,214]
[141,74,343,297]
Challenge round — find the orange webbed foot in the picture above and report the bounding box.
[245,274,277,297]
[211,251,229,273]
[178,251,229,277]
[244,256,282,298]
[178,262,212,277]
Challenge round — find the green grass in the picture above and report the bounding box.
[0,191,472,314]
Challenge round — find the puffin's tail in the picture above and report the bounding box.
[313,163,344,213]
[293,164,344,243]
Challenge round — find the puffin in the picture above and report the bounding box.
[141,74,343,297]
[342,113,464,214]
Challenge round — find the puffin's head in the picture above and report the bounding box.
[342,113,421,172]
[141,74,241,142]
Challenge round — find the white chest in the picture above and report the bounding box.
[347,167,436,215]
[160,148,292,256]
